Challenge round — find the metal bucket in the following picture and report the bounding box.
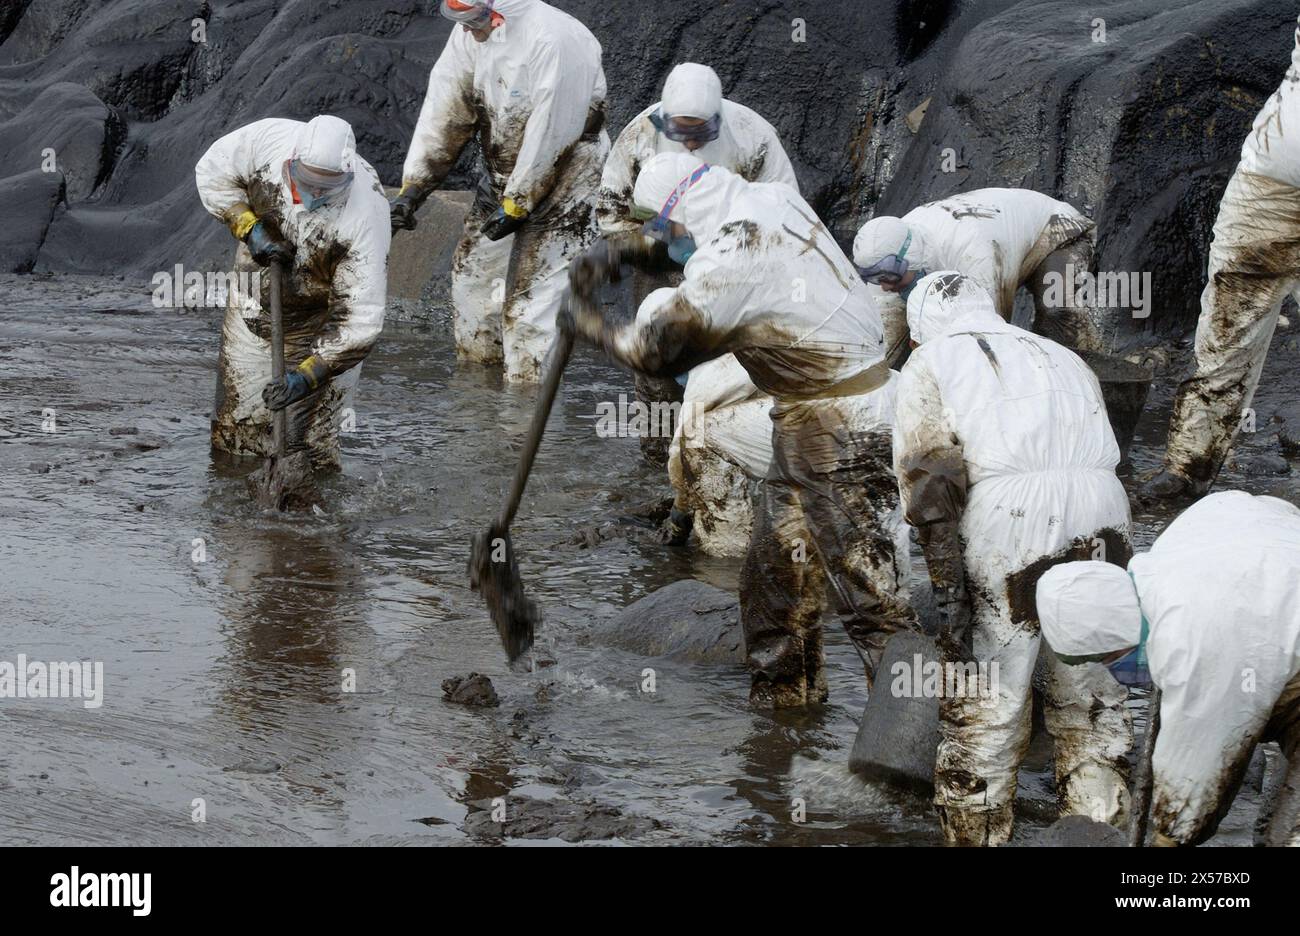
[1077,350,1155,465]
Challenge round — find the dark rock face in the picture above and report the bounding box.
[877,1,1300,339]
[0,82,124,203]
[592,579,744,664]
[0,169,64,272]
[1,0,1295,335]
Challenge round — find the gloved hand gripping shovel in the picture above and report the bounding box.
[468,292,577,663]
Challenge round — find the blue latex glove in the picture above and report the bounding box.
[262,356,326,411]
[262,371,310,411]
[246,221,294,268]
[481,199,529,242]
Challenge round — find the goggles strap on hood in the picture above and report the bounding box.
[643,164,711,243]
[1129,571,1150,667]
[896,230,912,261]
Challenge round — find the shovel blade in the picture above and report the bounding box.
[246,450,317,512]
[468,525,537,662]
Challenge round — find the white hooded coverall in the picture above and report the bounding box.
[584,154,916,707]
[1038,492,1300,847]
[893,271,1133,845]
[596,62,797,473]
[195,117,391,469]
[400,0,609,382]
[853,189,1097,363]
[1162,17,1300,492]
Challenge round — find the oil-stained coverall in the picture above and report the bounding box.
[596,62,798,464]
[570,153,916,708]
[893,271,1133,846]
[195,116,390,470]
[397,0,609,382]
[853,189,1098,364]
[1152,18,1300,497]
[1039,492,1300,847]
[666,351,773,557]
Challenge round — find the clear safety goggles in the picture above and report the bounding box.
[858,232,914,285]
[658,112,722,145]
[439,0,494,28]
[634,164,711,244]
[287,159,354,208]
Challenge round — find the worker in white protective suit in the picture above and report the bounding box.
[664,353,773,557]
[195,115,390,471]
[853,189,1099,364]
[595,62,798,469]
[1038,491,1300,847]
[893,271,1133,846]
[391,0,609,382]
[1144,18,1300,500]
[567,153,917,707]
[596,62,798,237]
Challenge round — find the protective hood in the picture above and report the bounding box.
[853,215,933,272]
[662,63,723,119]
[489,0,535,18]
[1036,561,1142,657]
[294,115,357,173]
[906,271,1002,345]
[632,152,750,246]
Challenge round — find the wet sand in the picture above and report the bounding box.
[1,273,1296,844]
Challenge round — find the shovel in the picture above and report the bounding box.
[247,260,313,510]
[468,301,577,663]
[1128,687,1162,846]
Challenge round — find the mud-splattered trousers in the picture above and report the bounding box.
[893,318,1134,845]
[740,386,916,708]
[212,245,363,472]
[1163,169,1300,492]
[670,391,772,558]
[934,536,1134,845]
[451,135,608,382]
[626,268,684,466]
[665,353,773,556]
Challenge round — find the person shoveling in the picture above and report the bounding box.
[194,115,391,508]
[563,153,918,706]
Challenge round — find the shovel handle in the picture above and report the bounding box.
[497,319,575,530]
[1129,687,1162,846]
[269,261,287,458]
